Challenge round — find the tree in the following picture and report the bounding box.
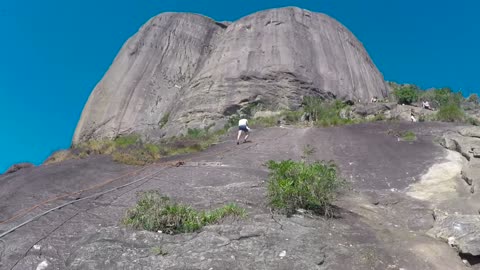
[394,85,418,105]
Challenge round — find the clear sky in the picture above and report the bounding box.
[0,0,479,172]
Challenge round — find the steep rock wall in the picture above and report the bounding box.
[74,7,388,143]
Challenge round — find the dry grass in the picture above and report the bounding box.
[44,129,225,166]
[44,150,74,165]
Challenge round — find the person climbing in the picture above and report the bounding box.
[422,100,431,110]
[237,118,250,144]
[410,109,417,122]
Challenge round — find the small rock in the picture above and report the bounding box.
[36,260,49,270]
[279,250,286,258]
[448,236,456,247]
[33,245,41,250]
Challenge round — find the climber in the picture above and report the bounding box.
[410,109,417,122]
[237,118,250,144]
[422,100,432,110]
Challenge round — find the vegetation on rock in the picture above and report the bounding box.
[401,131,417,141]
[266,160,344,217]
[123,191,246,234]
[393,85,419,105]
[230,97,363,129]
[436,102,465,122]
[389,82,479,125]
[46,128,227,166]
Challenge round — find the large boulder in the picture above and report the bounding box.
[461,160,480,193]
[441,126,480,195]
[442,129,480,161]
[73,7,388,143]
[352,102,396,117]
[389,105,436,122]
[428,214,480,256]
[458,126,480,139]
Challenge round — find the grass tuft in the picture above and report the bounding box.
[436,103,465,122]
[123,191,246,234]
[401,131,417,141]
[266,160,344,217]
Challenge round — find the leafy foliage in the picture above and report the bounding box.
[123,191,246,234]
[436,102,465,122]
[266,160,344,217]
[393,85,419,105]
[302,98,357,127]
[249,116,279,127]
[49,127,226,166]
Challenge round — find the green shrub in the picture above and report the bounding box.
[123,191,246,234]
[112,143,162,165]
[433,88,454,106]
[436,103,465,122]
[114,135,140,148]
[401,131,416,141]
[250,116,279,127]
[266,160,344,217]
[185,128,207,139]
[466,116,480,126]
[77,139,115,155]
[373,113,386,121]
[224,115,241,130]
[301,97,355,127]
[393,85,418,105]
[283,111,303,124]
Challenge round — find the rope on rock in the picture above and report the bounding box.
[0,129,286,240]
[0,166,167,239]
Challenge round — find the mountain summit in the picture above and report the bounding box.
[73,7,387,143]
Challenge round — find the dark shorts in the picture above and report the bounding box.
[239,125,249,132]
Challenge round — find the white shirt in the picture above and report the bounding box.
[238,119,248,126]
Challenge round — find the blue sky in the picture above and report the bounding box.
[0,0,479,171]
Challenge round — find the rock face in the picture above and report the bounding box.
[428,214,480,256]
[2,123,470,270]
[73,7,388,143]
[4,162,34,174]
[442,127,480,193]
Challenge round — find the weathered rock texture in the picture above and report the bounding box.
[428,214,480,256]
[1,123,470,270]
[73,7,388,143]
[442,127,480,194]
[3,162,34,174]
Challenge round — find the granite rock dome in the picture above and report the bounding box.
[73,7,388,143]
